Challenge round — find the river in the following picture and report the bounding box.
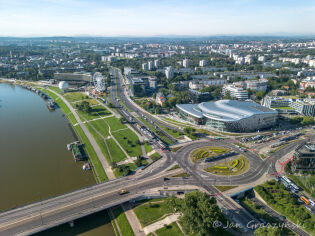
[0,83,115,236]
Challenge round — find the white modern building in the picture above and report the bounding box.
[176,100,278,132]
[93,72,106,92]
[148,61,154,71]
[154,59,160,68]
[199,60,207,67]
[223,85,248,100]
[165,66,174,79]
[183,59,189,68]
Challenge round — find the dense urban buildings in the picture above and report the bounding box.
[292,143,315,171]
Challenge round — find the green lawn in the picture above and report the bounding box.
[149,152,162,161]
[190,146,230,163]
[144,142,153,153]
[48,86,62,93]
[106,138,127,162]
[255,180,315,235]
[63,92,89,103]
[133,199,174,227]
[215,186,238,192]
[104,116,126,131]
[204,156,250,176]
[77,105,111,121]
[89,119,110,137]
[112,129,142,157]
[155,222,184,236]
[171,146,183,152]
[113,206,135,236]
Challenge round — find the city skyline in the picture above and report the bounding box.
[1,0,315,37]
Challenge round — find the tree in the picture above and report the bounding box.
[254,226,282,236]
[120,117,126,124]
[301,116,315,126]
[77,101,91,113]
[177,191,225,235]
[108,102,114,108]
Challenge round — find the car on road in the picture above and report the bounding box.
[164,177,169,181]
[118,189,129,195]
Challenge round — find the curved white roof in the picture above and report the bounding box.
[177,100,277,122]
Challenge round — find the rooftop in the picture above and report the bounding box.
[177,100,277,122]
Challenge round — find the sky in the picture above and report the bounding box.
[0,0,315,37]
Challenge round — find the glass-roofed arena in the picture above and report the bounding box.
[176,100,278,132]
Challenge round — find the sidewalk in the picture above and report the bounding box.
[121,203,145,236]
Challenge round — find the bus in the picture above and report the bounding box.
[300,196,310,205]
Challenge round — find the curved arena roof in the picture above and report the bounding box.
[176,100,278,122]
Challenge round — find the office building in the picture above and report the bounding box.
[222,84,248,100]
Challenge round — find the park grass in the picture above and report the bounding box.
[190,146,230,163]
[144,142,153,153]
[155,222,184,236]
[215,186,238,192]
[133,199,173,227]
[171,172,190,178]
[89,119,110,137]
[48,86,62,93]
[63,92,88,103]
[255,180,315,235]
[240,197,296,236]
[104,116,126,131]
[77,105,111,121]
[112,129,142,157]
[106,138,127,163]
[161,117,191,127]
[204,156,250,176]
[149,152,162,161]
[113,206,135,236]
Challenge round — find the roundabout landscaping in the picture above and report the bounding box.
[190,146,230,163]
[204,155,250,176]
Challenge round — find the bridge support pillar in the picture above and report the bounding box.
[68,220,74,228]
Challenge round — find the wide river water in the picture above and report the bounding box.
[0,83,115,235]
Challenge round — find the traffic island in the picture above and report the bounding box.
[204,155,250,176]
[190,146,230,163]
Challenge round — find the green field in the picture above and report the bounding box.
[190,146,230,163]
[63,92,88,103]
[89,119,110,137]
[133,199,173,227]
[204,156,250,176]
[112,129,142,157]
[160,126,183,139]
[105,116,126,131]
[113,206,135,236]
[144,142,153,153]
[255,180,315,235]
[215,186,238,192]
[167,165,180,171]
[77,105,111,121]
[106,138,127,162]
[155,222,184,236]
